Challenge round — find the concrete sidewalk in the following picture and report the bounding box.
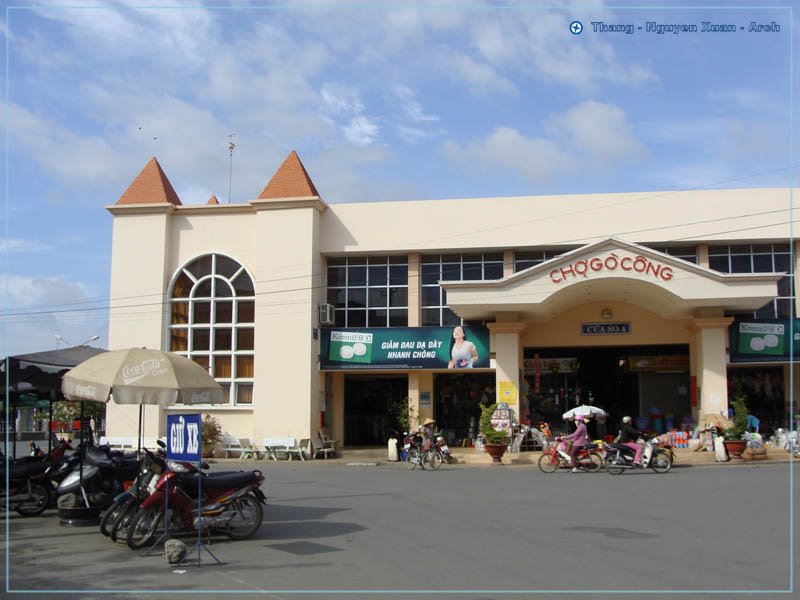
[215,444,798,467]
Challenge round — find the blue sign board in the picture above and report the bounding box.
[581,322,631,336]
[167,413,202,463]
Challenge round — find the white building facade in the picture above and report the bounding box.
[104,152,798,447]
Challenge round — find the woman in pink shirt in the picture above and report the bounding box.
[562,415,590,473]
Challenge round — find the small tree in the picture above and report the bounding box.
[201,414,223,447]
[724,394,749,440]
[479,403,508,444]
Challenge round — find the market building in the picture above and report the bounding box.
[104,151,797,448]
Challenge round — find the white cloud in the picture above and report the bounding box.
[551,101,648,165]
[0,238,52,254]
[321,82,365,116]
[440,51,517,96]
[343,116,380,147]
[389,85,438,123]
[442,126,574,183]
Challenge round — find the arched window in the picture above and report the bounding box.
[168,254,255,405]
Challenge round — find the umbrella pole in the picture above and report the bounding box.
[48,398,53,455]
[137,405,143,455]
[79,401,88,508]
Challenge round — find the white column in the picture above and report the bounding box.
[691,317,733,420]
[488,322,527,422]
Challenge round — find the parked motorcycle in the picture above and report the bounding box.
[537,438,603,473]
[603,437,672,474]
[0,456,51,516]
[435,435,454,465]
[126,463,267,550]
[57,443,140,509]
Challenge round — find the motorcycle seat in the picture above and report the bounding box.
[4,459,48,479]
[199,471,260,490]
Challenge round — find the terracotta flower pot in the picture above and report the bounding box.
[723,439,747,461]
[484,443,508,465]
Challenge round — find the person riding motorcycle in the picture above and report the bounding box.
[562,415,590,473]
[619,416,644,466]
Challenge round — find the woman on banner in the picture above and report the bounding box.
[448,326,478,369]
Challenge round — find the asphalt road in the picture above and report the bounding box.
[3,460,798,600]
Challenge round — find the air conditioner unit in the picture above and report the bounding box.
[318,303,335,326]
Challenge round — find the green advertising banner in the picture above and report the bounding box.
[320,326,490,370]
[729,318,799,363]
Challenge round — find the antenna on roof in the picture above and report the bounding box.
[227,133,237,204]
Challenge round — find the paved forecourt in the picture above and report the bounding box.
[3,459,797,600]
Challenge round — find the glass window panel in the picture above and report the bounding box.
[215,301,233,323]
[755,302,776,319]
[776,298,793,319]
[236,356,254,378]
[334,310,346,327]
[348,310,366,327]
[421,264,440,285]
[368,255,388,265]
[368,265,388,286]
[214,329,232,351]
[219,383,230,405]
[348,266,367,286]
[327,266,346,287]
[193,329,210,351]
[171,301,189,325]
[708,246,729,256]
[389,309,408,327]
[348,257,367,265]
[773,255,790,273]
[236,383,254,405]
[421,255,441,264]
[421,308,440,326]
[441,254,461,264]
[170,329,188,352]
[327,257,346,266]
[730,245,751,254]
[751,244,772,254]
[708,256,729,273]
[193,301,211,324]
[215,255,240,278]
[514,260,537,272]
[191,355,209,370]
[441,264,461,281]
[368,288,388,307]
[327,288,346,306]
[421,286,441,307]
[773,243,790,253]
[215,278,233,298]
[232,272,254,296]
[195,279,213,298]
[368,309,387,327]
[347,288,366,309]
[172,272,193,299]
[778,276,793,297]
[442,308,461,326]
[389,255,407,264]
[237,300,255,323]
[389,265,407,286]
[753,254,773,273]
[462,263,482,280]
[186,255,212,279]
[213,355,231,378]
[483,252,503,261]
[484,263,504,279]
[730,255,752,273]
[462,253,483,262]
[389,287,407,307]
[236,328,255,351]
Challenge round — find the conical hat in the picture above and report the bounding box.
[423,418,436,426]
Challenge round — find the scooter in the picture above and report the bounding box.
[603,437,672,474]
[56,443,140,509]
[435,435,454,464]
[0,456,51,516]
[126,462,267,550]
[537,438,603,473]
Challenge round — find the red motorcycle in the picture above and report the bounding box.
[537,438,603,473]
[126,463,266,549]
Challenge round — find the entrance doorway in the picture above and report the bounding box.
[524,345,690,435]
[434,373,496,444]
[344,376,408,446]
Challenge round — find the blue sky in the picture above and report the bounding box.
[1,0,797,356]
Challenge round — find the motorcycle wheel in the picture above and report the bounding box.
[605,456,626,475]
[425,451,443,471]
[126,505,164,550]
[407,448,420,470]
[100,495,132,537]
[650,451,672,474]
[222,493,264,540]
[15,482,50,516]
[537,453,558,473]
[582,452,603,473]
[109,497,139,542]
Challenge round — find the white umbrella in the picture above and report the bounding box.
[562,405,607,420]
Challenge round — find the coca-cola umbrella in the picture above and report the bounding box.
[60,348,222,510]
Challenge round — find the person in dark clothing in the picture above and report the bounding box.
[619,416,644,466]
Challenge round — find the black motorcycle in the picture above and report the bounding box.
[1,455,51,516]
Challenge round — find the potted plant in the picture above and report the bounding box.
[722,394,749,461]
[201,414,223,458]
[480,403,509,465]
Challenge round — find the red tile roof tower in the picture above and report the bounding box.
[116,157,182,205]
[258,150,320,199]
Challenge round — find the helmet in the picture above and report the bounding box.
[622,416,632,424]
